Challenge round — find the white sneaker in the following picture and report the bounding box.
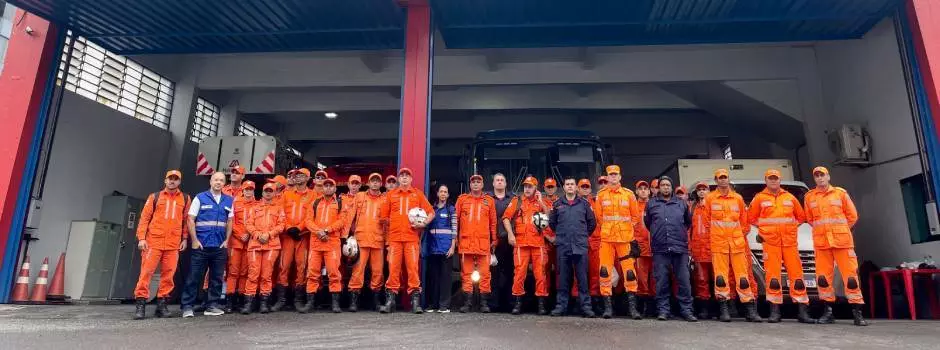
[182,310,195,318]
[438,309,451,313]
[204,306,225,316]
[426,309,437,313]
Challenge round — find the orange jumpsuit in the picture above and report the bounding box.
[593,185,642,296]
[348,191,389,292]
[226,194,255,295]
[245,199,284,296]
[304,195,348,293]
[277,188,317,288]
[455,193,498,293]
[503,195,553,297]
[748,188,808,305]
[804,186,863,304]
[134,190,190,299]
[222,183,243,198]
[689,201,713,300]
[635,198,654,297]
[382,187,433,294]
[704,190,753,303]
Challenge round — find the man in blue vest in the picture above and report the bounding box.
[182,171,235,317]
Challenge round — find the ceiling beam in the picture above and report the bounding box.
[579,47,596,70]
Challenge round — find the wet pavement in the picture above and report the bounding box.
[0,304,937,349]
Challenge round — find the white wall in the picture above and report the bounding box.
[29,92,174,279]
[812,20,940,265]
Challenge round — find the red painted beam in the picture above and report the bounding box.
[0,10,60,300]
[908,0,940,140]
[398,3,433,192]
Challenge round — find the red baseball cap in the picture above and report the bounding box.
[398,168,413,176]
[348,175,362,184]
[368,173,383,182]
[385,175,397,183]
[544,178,557,188]
[262,183,277,191]
[242,180,256,190]
[470,174,484,182]
[323,178,336,186]
[635,180,649,189]
[230,166,245,175]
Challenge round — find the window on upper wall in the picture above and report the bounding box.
[237,120,267,137]
[57,34,175,129]
[190,98,220,143]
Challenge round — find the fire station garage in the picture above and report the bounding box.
[1,0,939,313]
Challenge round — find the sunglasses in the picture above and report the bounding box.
[263,189,274,193]
[580,185,591,189]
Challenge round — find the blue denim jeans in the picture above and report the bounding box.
[182,247,227,310]
[653,252,693,316]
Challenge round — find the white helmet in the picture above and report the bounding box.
[408,207,429,226]
[532,212,550,229]
[342,237,359,257]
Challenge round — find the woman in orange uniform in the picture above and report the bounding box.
[242,182,284,314]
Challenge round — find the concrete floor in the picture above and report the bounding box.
[0,305,937,349]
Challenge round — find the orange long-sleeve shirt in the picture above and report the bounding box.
[349,191,389,248]
[455,193,498,255]
[748,187,805,247]
[689,201,711,262]
[382,186,433,243]
[246,199,285,251]
[636,198,652,256]
[502,194,553,247]
[282,188,318,232]
[137,189,190,250]
[305,195,349,251]
[804,186,859,249]
[593,185,641,243]
[229,195,256,250]
[704,189,749,254]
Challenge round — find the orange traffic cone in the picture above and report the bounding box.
[47,253,66,300]
[11,256,31,302]
[29,257,49,302]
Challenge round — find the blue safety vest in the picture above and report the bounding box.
[194,191,234,248]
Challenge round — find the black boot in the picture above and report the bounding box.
[134,298,146,320]
[372,291,382,312]
[602,296,613,319]
[537,298,548,315]
[380,291,397,314]
[332,293,342,313]
[480,294,491,313]
[155,297,170,318]
[797,303,815,324]
[349,292,359,312]
[745,302,764,323]
[696,300,710,320]
[241,296,254,315]
[460,292,473,313]
[511,296,523,315]
[271,286,286,312]
[767,304,781,323]
[626,293,642,320]
[645,298,658,318]
[298,296,315,314]
[411,292,424,314]
[718,300,732,322]
[224,293,236,313]
[259,295,271,314]
[852,304,869,326]
[293,286,306,312]
[728,300,739,317]
[817,303,834,324]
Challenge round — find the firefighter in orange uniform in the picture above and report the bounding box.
[380,168,433,314]
[343,175,363,202]
[271,168,316,312]
[268,175,288,206]
[133,170,191,319]
[224,180,256,313]
[312,170,328,196]
[455,175,498,313]
[805,166,866,326]
[634,180,657,317]
[705,169,762,322]
[385,175,398,191]
[748,169,814,323]
[689,181,714,319]
[300,178,348,313]
[593,165,642,319]
[222,166,246,197]
[543,178,560,301]
[502,176,553,316]
[242,182,284,314]
[347,173,389,312]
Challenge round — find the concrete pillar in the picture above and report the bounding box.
[166,63,198,172]
[0,10,61,302]
[398,1,434,192]
[217,95,239,137]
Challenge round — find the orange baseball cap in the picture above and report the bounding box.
[242,180,256,190]
[695,181,709,190]
[230,166,245,175]
[544,178,557,188]
[314,170,328,178]
[676,186,687,195]
[295,168,311,177]
[262,182,277,191]
[523,176,538,187]
[714,168,730,179]
[385,175,397,183]
[165,170,182,179]
[348,175,362,184]
[268,175,287,187]
[398,168,413,176]
[578,179,591,187]
[470,174,484,182]
[368,173,383,181]
[813,166,829,176]
[323,178,336,186]
[765,169,782,179]
[606,165,621,175]
[650,178,659,188]
[635,180,649,189]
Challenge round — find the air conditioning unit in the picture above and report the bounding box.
[829,124,870,165]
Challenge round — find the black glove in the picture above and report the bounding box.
[286,227,301,241]
[341,237,348,246]
[755,234,764,244]
[629,240,641,259]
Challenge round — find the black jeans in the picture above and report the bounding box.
[489,239,514,312]
[182,247,227,310]
[653,252,693,316]
[556,252,590,312]
[425,254,453,310]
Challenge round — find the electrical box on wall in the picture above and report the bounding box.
[829,124,871,165]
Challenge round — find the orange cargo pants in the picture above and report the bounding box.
[226,248,248,294]
[816,248,864,304]
[306,248,342,293]
[729,253,758,300]
[599,242,638,296]
[461,253,492,293]
[713,252,753,303]
[349,247,385,292]
[277,236,309,287]
[636,256,655,297]
[134,249,179,299]
[386,241,422,294]
[246,249,280,296]
[512,246,548,297]
[692,262,713,300]
[763,244,808,304]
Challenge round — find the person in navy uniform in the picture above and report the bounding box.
[548,177,597,318]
